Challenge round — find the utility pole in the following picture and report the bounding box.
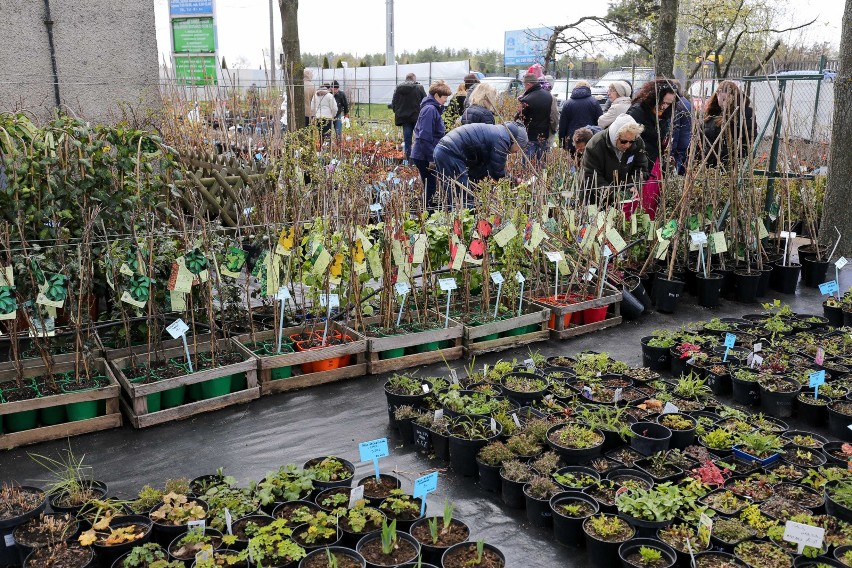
[385,0,395,65]
[269,0,276,87]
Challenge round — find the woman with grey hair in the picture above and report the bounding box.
[598,81,632,128]
[582,115,649,203]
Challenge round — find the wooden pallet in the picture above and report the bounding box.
[232,322,368,396]
[355,314,463,375]
[110,338,259,429]
[530,285,623,340]
[547,314,623,340]
[97,329,219,362]
[0,358,122,450]
[462,305,551,356]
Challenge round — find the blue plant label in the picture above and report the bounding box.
[724,333,736,348]
[359,438,389,462]
[809,370,826,388]
[819,280,839,295]
[413,472,438,500]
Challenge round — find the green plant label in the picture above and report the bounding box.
[493,222,518,248]
[0,286,17,319]
[221,247,247,278]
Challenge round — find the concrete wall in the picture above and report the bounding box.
[0,0,161,122]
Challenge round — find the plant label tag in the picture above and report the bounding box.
[615,486,629,497]
[348,485,365,508]
[224,508,233,535]
[523,359,535,370]
[275,286,291,301]
[512,413,521,427]
[662,402,680,415]
[783,521,824,554]
[195,545,214,563]
[582,386,592,399]
[394,282,410,296]
[614,388,622,403]
[816,347,825,366]
[490,418,498,434]
[690,232,708,246]
[166,319,189,339]
[369,203,383,212]
[698,514,713,547]
[819,280,839,295]
[837,257,848,269]
[4,534,14,546]
[753,342,762,353]
[724,333,736,348]
[545,251,562,262]
[780,231,797,239]
[434,409,443,421]
[188,519,206,531]
[750,354,763,368]
[490,272,504,285]
[438,278,457,291]
[359,438,389,462]
[421,384,430,393]
[413,472,438,500]
[320,294,340,308]
[515,271,525,283]
[809,370,826,388]
[449,369,459,384]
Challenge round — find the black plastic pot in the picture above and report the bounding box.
[167,526,221,565]
[96,516,153,567]
[756,266,773,297]
[825,480,852,523]
[801,256,830,288]
[758,378,799,418]
[619,537,677,568]
[844,309,852,327]
[706,367,732,396]
[441,542,505,568]
[641,337,671,371]
[796,395,829,428]
[731,375,761,407]
[412,422,432,452]
[827,402,852,442]
[772,261,801,294]
[355,475,402,506]
[715,267,735,298]
[448,418,501,478]
[408,517,469,566]
[22,545,94,568]
[0,486,46,567]
[655,413,696,449]
[824,302,844,326]
[695,273,724,308]
[356,530,421,568]
[298,546,366,568]
[639,271,656,304]
[823,442,849,467]
[384,380,432,428]
[500,469,527,509]
[629,422,672,456]
[476,458,502,493]
[499,372,549,404]
[551,491,599,547]
[734,270,761,303]
[149,498,208,546]
[546,423,605,465]
[606,469,654,490]
[794,558,845,568]
[48,480,108,516]
[523,485,554,527]
[430,429,450,461]
[653,277,685,314]
[583,516,635,568]
[629,276,653,312]
[693,551,747,568]
[620,287,645,320]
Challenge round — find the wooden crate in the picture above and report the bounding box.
[0,358,122,450]
[530,285,623,340]
[96,328,219,362]
[462,304,551,356]
[233,322,368,396]
[357,314,463,375]
[110,338,259,429]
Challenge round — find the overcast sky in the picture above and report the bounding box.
[153,0,846,69]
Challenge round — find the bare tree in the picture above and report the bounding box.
[819,0,852,255]
[279,0,302,132]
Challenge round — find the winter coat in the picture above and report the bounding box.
[435,123,517,181]
[411,96,446,162]
[626,102,672,164]
[304,83,316,117]
[311,88,338,119]
[391,80,427,125]
[516,83,553,144]
[558,85,604,150]
[670,96,692,174]
[582,126,649,188]
[598,96,632,128]
[703,104,756,167]
[333,90,349,117]
[460,104,495,125]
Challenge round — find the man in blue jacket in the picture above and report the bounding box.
[433,122,528,195]
[558,80,603,153]
[411,81,452,208]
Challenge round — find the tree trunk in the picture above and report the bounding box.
[654,0,679,78]
[279,0,302,132]
[819,0,852,255]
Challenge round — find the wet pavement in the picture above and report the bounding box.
[0,269,844,567]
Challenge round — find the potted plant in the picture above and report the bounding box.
[710,517,756,551]
[257,464,315,510]
[629,422,672,456]
[634,453,683,483]
[656,414,697,449]
[618,538,677,568]
[699,489,750,516]
[446,415,502,477]
[522,475,560,527]
[378,490,424,532]
[552,467,601,491]
[333,499,385,548]
[245,517,307,567]
[615,483,687,535]
[166,527,223,562]
[22,543,94,568]
[583,514,635,568]
[77,514,153,566]
[292,511,341,551]
[408,500,469,566]
[733,541,791,568]
[12,513,79,556]
[658,523,709,566]
[355,519,420,568]
[757,376,799,418]
[499,459,533,509]
[475,442,514,493]
[733,431,784,466]
[546,423,605,464]
[641,333,676,371]
[148,493,207,545]
[303,456,355,490]
[730,369,761,407]
[828,401,852,441]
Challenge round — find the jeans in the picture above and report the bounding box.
[402,122,416,159]
[333,117,343,138]
[411,158,437,209]
[433,145,468,206]
[525,139,549,161]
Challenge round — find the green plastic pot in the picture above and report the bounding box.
[271,366,293,380]
[5,410,37,432]
[130,377,163,413]
[262,344,295,379]
[417,341,442,353]
[188,382,203,402]
[230,372,247,392]
[380,347,406,360]
[61,382,102,422]
[475,333,499,343]
[160,386,186,409]
[39,405,67,426]
[201,376,231,399]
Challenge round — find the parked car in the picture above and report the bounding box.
[550,79,582,111]
[590,68,654,103]
[479,76,524,100]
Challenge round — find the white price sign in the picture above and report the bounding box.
[837,257,848,269]
[369,203,383,212]
[780,231,797,239]
[690,232,708,245]
[166,319,189,339]
[545,251,563,262]
[348,485,365,508]
[490,272,504,285]
[275,286,291,301]
[438,278,457,291]
[224,508,233,535]
[783,521,824,554]
[394,282,411,295]
[320,294,340,308]
[188,519,206,531]
[515,272,525,283]
[662,402,680,414]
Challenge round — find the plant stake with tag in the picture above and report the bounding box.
[515,271,525,316]
[166,319,193,373]
[438,278,457,328]
[395,282,410,327]
[276,286,291,354]
[491,272,504,318]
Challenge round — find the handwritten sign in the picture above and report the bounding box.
[359,438,389,479]
[3,534,14,547]
[438,278,457,291]
[166,319,189,339]
[690,232,708,245]
[545,251,563,262]
[515,272,525,283]
[836,257,848,270]
[698,513,713,548]
[490,272,504,285]
[783,521,825,554]
[369,203,383,212]
[320,294,340,308]
[348,485,365,508]
[819,280,839,296]
[413,472,438,500]
[188,519,206,531]
[809,370,826,388]
[523,359,535,370]
[780,231,797,239]
[275,286,291,301]
[394,282,411,295]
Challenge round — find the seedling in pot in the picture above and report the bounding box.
[381,518,398,554]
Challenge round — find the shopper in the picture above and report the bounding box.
[462,73,481,109]
[515,72,553,161]
[433,122,528,191]
[558,80,603,153]
[626,78,677,165]
[391,73,427,160]
[303,70,316,128]
[597,81,632,128]
[446,83,468,122]
[581,115,648,204]
[461,82,497,125]
[670,83,692,175]
[311,84,338,142]
[571,127,594,170]
[703,80,756,167]
[411,81,452,209]
[331,80,349,140]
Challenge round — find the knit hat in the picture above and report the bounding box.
[526,64,544,79]
[609,114,637,147]
[610,80,631,98]
[505,122,528,150]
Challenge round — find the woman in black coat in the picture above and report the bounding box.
[626,79,677,165]
[702,80,756,167]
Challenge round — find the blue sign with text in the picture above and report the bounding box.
[170,0,214,16]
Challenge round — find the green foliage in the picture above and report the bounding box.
[380,519,397,555]
[256,464,314,506]
[638,546,663,565]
